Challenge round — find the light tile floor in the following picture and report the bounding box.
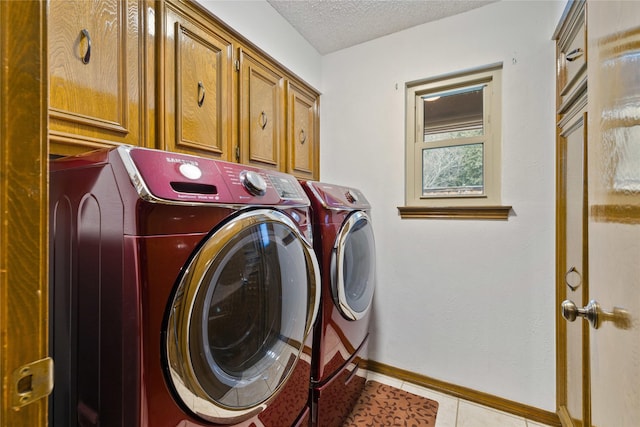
[365,372,554,427]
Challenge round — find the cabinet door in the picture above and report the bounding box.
[163,2,233,160]
[556,1,587,110]
[287,82,319,180]
[239,48,285,172]
[49,0,143,155]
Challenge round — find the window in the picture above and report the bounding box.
[400,63,510,219]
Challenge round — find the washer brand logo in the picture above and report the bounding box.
[165,157,199,166]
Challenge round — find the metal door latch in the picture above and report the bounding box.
[11,357,54,409]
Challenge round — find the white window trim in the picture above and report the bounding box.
[401,63,510,219]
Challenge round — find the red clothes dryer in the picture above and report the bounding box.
[49,146,320,427]
[301,182,376,427]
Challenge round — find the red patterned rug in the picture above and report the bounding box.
[342,380,439,426]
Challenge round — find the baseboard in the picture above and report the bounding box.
[366,360,561,427]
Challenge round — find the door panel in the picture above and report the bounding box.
[588,3,640,425]
[558,106,588,427]
[564,114,587,425]
[0,2,49,426]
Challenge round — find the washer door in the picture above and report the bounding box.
[165,209,320,424]
[331,211,376,320]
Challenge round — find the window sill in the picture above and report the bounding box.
[397,205,512,220]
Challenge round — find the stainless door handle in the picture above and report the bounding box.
[561,299,632,330]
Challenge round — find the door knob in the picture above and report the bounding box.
[561,299,632,330]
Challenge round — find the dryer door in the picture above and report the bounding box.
[165,209,320,424]
[331,211,376,320]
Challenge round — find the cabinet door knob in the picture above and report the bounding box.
[197,82,205,107]
[299,129,306,144]
[80,29,91,64]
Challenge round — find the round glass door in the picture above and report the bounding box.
[331,211,376,320]
[165,209,320,423]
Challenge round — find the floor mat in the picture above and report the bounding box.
[342,380,439,426]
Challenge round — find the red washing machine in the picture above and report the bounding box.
[301,182,376,427]
[49,146,321,427]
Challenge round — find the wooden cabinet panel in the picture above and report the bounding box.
[163,2,233,160]
[287,82,319,180]
[239,48,285,171]
[49,0,144,155]
[556,1,587,111]
[562,21,586,92]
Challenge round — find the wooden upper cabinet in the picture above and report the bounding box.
[287,81,320,180]
[162,1,234,160]
[48,0,145,155]
[47,0,320,173]
[238,48,285,172]
[555,0,587,111]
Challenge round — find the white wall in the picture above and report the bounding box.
[320,1,564,411]
[197,0,322,89]
[200,0,566,412]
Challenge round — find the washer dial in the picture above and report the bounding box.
[239,170,267,196]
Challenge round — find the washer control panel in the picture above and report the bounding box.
[121,146,308,205]
[270,176,304,200]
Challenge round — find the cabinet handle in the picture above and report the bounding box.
[80,29,91,64]
[197,82,205,107]
[260,111,268,130]
[299,129,307,144]
[566,48,583,62]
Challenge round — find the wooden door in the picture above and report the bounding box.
[557,104,589,427]
[162,0,234,160]
[586,3,640,425]
[554,2,590,424]
[48,0,144,155]
[239,48,285,172]
[287,82,319,180]
[0,1,50,426]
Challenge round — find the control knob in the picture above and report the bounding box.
[240,170,267,196]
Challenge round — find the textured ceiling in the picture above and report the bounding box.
[267,0,499,55]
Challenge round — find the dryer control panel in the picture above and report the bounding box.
[119,146,309,206]
[305,181,370,210]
